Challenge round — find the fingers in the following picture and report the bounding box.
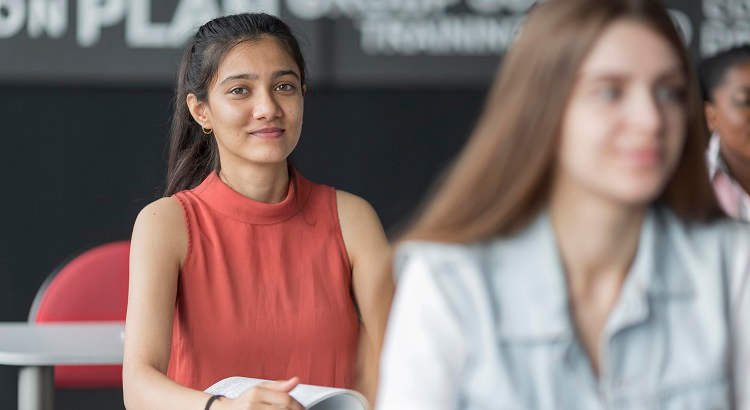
[264,377,299,393]
[240,384,304,410]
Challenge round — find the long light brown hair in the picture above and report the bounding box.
[402,0,719,244]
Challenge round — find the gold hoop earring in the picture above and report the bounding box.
[201,126,212,135]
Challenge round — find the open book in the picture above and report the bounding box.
[205,377,369,410]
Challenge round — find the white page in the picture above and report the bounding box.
[205,377,368,410]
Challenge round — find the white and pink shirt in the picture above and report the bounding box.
[707,132,750,222]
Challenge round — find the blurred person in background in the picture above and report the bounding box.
[701,45,750,222]
[122,13,392,410]
[377,0,750,409]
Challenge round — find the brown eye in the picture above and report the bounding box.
[274,83,296,92]
[731,92,750,106]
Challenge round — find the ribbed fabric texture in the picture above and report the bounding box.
[167,169,359,390]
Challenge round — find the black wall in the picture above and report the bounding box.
[0,85,485,409]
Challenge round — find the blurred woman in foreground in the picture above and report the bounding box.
[377,0,750,408]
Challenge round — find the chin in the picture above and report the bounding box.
[244,148,293,164]
[248,157,289,165]
[611,184,665,207]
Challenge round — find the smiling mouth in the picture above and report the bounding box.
[250,127,284,139]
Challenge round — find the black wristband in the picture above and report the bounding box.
[204,394,225,410]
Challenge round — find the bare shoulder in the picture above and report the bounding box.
[134,197,185,239]
[139,195,183,216]
[335,190,388,266]
[137,197,183,222]
[132,197,187,265]
[335,190,379,222]
[335,190,384,240]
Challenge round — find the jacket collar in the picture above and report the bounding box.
[491,207,695,342]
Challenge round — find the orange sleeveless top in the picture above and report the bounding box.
[167,169,360,390]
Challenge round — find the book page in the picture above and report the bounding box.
[204,377,265,399]
[205,377,368,410]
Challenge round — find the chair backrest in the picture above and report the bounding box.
[29,241,130,388]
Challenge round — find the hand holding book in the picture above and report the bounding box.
[205,376,369,410]
[208,377,304,410]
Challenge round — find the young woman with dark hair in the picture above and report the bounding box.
[122,13,392,410]
[377,0,750,408]
[701,45,750,222]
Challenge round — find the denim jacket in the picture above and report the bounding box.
[377,207,750,410]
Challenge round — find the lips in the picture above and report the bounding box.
[250,127,284,139]
[626,147,662,167]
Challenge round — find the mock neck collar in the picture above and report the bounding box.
[190,167,311,224]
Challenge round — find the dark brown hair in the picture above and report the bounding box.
[700,44,750,102]
[164,13,306,196]
[402,0,719,244]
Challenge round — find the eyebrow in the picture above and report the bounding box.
[219,69,300,85]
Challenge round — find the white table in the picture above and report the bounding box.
[0,322,124,410]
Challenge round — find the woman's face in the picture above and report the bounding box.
[191,36,304,167]
[705,61,750,160]
[556,19,687,206]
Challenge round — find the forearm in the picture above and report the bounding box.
[359,280,394,405]
[123,363,213,410]
[354,334,380,405]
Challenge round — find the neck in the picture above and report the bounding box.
[549,181,645,300]
[720,140,750,194]
[218,161,290,204]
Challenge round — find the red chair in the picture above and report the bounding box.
[28,241,130,388]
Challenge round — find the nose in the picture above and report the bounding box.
[629,86,665,137]
[253,89,282,121]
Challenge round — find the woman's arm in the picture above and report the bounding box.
[336,191,394,403]
[123,197,302,410]
[123,197,210,409]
